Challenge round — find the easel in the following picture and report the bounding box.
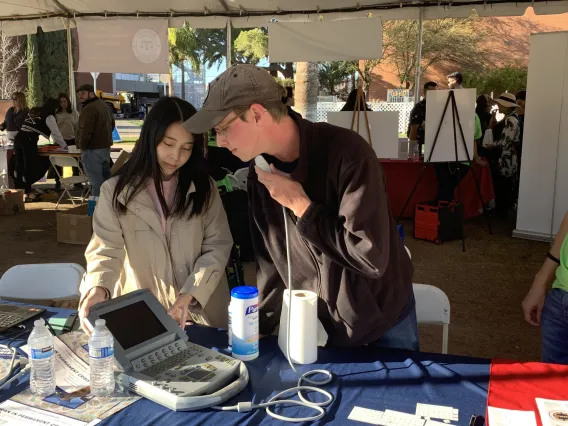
[350,78,372,146]
[396,90,492,252]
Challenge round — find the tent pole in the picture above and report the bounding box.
[226,19,232,67]
[66,19,76,109]
[413,7,424,102]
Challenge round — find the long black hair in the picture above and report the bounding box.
[30,98,60,119]
[112,97,211,219]
[57,93,73,114]
[341,89,372,112]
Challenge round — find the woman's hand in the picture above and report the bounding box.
[522,280,548,327]
[79,287,108,335]
[168,293,195,330]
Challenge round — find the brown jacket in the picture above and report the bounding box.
[77,97,113,150]
[248,113,413,347]
[81,176,233,328]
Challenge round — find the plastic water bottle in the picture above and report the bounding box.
[89,319,115,396]
[411,144,421,162]
[28,319,56,396]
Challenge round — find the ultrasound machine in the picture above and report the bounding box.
[86,289,249,411]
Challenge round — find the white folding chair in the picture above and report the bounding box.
[49,155,90,209]
[0,263,84,300]
[413,283,450,354]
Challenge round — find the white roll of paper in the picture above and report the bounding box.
[278,290,318,364]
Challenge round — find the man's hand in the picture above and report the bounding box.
[79,287,108,335]
[522,283,547,326]
[475,157,488,167]
[256,164,312,218]
[168,293,195,330]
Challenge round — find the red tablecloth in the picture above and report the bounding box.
[381,159,495,219]
[487,359,568,426]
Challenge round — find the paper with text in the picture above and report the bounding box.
[416,403,458,422]
[536,398,568,426]
[0,400,87,426]
[348,406,384,424]
[487,406,537,426]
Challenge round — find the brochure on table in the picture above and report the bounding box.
[9,332,139,424]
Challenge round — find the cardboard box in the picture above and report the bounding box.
[0,189,24,216]
[56,205,93,245]
[110,150,131,174]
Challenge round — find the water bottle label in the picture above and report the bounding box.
[89,347,114,359]
[31,346,54,360]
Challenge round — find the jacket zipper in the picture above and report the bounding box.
[286,209,322,299]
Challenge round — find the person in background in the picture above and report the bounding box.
[79,97,233,334]
[56,93,79,146]
[523,211,568,364]
[408,81,438,154]
[14,98,67,201]
[515,90,526,159]
[0,92,28,144]
[341,88,373,112]
[486,92,520,219]
[447,71,464,89]
[281,86,299,116]
[76,83,114,197]
[54,93,80,188]
[475,94,493,134]
[184,64,415,350]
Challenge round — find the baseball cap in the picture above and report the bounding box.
[77,83,95,93]
[183,64,282,134]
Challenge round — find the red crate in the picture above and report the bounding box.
[414,201,463,244]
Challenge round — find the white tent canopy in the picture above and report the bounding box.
[1,0,568,36]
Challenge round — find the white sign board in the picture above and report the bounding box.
[328,111,399,159]
[77,19,168,73]
[424,89,476,163]
[268,18,382,62]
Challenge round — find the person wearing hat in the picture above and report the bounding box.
[184,64,416,349]
[76,83,114,197]
[486,92,521,219]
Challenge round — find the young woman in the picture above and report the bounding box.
[79,97,233,333]
[523,211,568,364]
[0,92,28,144]
[487,92,521,219]
[56,93,79,146]
[14,98,66,200]
[54,93,80,187]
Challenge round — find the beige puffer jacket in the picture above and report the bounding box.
[81,176,233,328]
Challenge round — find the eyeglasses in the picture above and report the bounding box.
[215,110,247,138]
[11,98,17,101]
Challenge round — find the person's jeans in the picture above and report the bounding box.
[372,300,420,351]
[541,288,568,364]
[81,148,111,197]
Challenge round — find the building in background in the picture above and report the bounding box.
[171,62,207,109]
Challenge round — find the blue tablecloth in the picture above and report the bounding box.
[0,306,490,425]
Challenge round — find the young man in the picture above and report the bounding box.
[408,81,438,151]
[76,84,114,197]
[184,64,416,349]
[447,72,463,89]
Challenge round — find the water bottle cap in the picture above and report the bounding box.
[95,319,106,326]
[34,319,45,327]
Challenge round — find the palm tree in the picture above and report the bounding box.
[295,62,319,122]
[168,24,203,99]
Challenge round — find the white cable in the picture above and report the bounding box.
[215,202,334,422]
[0,365,30,391]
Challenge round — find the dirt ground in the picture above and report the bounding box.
[0,194,548,361]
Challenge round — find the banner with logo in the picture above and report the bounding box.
[77,18,168,73]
